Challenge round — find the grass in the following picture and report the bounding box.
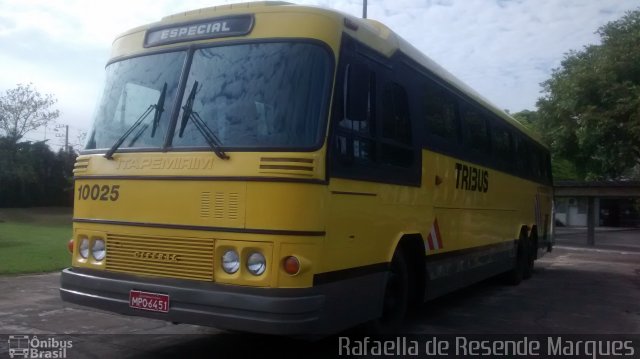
[0,207,72,274]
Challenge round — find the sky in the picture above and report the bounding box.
[0,0,638,150]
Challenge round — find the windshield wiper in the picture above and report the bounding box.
[104,83,167,160]
[151,83,167,137]
[178,81,198,138]
[128,124,150,147]
[178,81,229,160]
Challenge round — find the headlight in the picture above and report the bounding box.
[92,238,106,261]
[221,250,240,274]
[247,252,266,276]
[79,237,90,259]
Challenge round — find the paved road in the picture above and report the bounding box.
[1,229,639,358]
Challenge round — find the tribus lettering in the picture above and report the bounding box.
[455,163,489,192]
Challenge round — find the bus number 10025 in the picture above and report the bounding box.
[77,184,120,201]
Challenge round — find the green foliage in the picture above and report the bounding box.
[0,222,71,274]
[0,83,60,144]
[0,208,72,274]
[511,109,539,134]
[0,137,76,207]
[551,157,579,180]
[536,9,640,180]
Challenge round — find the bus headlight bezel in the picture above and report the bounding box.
[246,252,266,276]
[91,238,106,261]
[221,249,240,274]
[79,237,90,259]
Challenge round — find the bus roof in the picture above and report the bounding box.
[113,1,544,147]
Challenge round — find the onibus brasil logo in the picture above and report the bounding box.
[7,335,72,358]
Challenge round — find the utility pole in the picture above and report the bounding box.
[363,0,367,19]
[64,125,69,153]
[54,124,69,152]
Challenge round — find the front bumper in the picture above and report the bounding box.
[60,267,386,335]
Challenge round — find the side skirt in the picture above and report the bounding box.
[424,241,516,300]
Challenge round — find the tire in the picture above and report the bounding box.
[368,249,409,334]
[504,236,526,286]
[523,233,536,280]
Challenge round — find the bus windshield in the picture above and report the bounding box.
[85,42,332,152]
[85,51,186,150]
[172,42,331,150]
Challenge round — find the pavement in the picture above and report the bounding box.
[0,228,639,358]
[554,226,640,252]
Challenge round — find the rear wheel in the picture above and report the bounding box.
[523,232,536,280]
[504,235,527,286]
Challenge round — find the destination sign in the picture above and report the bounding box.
[144,15,254,47]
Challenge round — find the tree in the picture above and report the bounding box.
[0,83,60,145]
[536,9,640,180]
[511,109,539,133]
[0,138,76,207]
[0,84,74,207]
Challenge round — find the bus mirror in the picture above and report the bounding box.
[345,65,371,122]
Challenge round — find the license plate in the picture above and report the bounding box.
[129,290,170,313]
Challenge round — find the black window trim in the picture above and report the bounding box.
[328,34,421,187]
[401,52,551,186]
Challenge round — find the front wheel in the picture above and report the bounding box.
[368,249,409,333]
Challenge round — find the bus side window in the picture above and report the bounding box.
[538,150,547,183]
[462,105,490,154]
[340,64,375,133]
[544,153,552,183]
[534,147,549,183]
[491,123,512,169]
[424,83,458,142]
[530,147,541,180]
[380,82,413,167]
[382,83,411,144]
[336,64,376,163]
[514,135,529,176]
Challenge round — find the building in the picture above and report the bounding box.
[554,181,640,227]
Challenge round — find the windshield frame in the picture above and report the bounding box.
[81,38,335,155]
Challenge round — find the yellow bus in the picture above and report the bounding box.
[60,1,553,335]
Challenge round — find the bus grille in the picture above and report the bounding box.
[105,234,214,281]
